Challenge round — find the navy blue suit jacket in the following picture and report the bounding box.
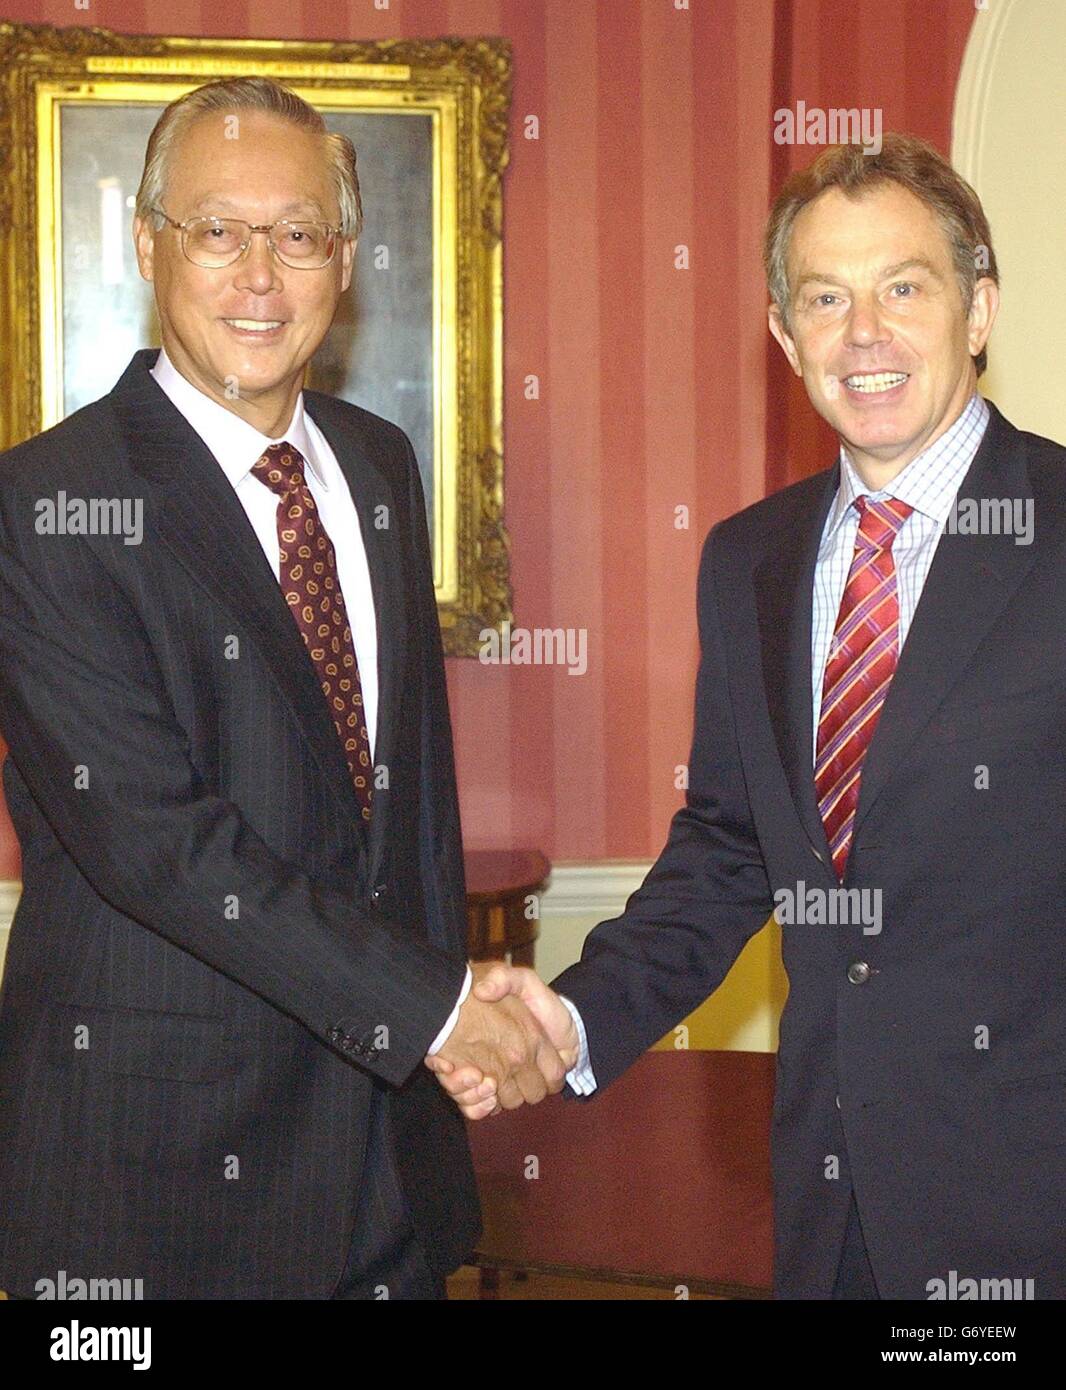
[555,402,1066,1299]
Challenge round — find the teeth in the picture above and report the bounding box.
[844,372,908,393]
[226,319,282,331]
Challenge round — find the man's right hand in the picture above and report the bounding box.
[426,961,569,1115]
[426,963,579,1120]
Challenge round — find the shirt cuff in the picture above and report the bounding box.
[558,993,598,1095]
[426,964,472,1056]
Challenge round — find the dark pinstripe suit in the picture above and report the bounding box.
[0,349,480,1298]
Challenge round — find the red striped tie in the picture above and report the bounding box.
[815,495,914,879]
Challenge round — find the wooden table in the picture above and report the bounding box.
[465,1049,775,1298]
[464,849,549,966]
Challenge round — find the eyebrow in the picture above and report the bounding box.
[794,258,946,293]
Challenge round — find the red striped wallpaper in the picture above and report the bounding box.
[0,0,976,878]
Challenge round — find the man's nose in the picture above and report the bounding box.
[844,296,890,347]
[233,230,282,292]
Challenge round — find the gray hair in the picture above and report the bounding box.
[135,76,363,239]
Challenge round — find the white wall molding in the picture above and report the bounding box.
[539,860,650,919]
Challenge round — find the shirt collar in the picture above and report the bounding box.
[825,390,990,542]
[149,344,327,489]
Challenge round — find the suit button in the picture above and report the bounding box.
[847,961,872,985]
[370,884,388,904]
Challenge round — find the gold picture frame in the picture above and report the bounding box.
[0,22,511,654]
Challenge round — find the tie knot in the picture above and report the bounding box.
[252,441,308,498]
[854,495,913,550]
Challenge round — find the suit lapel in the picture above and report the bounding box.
[109,350,370,837]
[754,468,840,863]
[755,402,1041,863]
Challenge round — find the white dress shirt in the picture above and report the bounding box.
[563,392,991,1096]
[150,345,464,1055]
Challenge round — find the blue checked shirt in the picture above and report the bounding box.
[562,391,991,1095]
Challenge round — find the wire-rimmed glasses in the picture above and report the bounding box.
[150,206,341,269]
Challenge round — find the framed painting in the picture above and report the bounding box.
[0,23,511,653]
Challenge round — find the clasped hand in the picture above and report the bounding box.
[425,962,578,1120]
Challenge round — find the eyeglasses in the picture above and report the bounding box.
[150,206,341,269]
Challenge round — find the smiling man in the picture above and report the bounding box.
[766,176,996,492]
[430,135,1066,1300]
[134,103,349,438]
[0,77,567,1301]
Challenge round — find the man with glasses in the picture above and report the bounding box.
[0,77,566,1301]
[149,207,340,273]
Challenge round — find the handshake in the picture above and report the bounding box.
[424,962,578,1121]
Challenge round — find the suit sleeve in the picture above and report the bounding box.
[0,475,463,1087]
[551,523,775,1091]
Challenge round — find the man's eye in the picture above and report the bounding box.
[891,282,916,297]
[813,294,839,307]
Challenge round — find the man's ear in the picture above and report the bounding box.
[768,303,803,378]
[340,236,357,293]
[133,216,156,283]
[967,276,999,362]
